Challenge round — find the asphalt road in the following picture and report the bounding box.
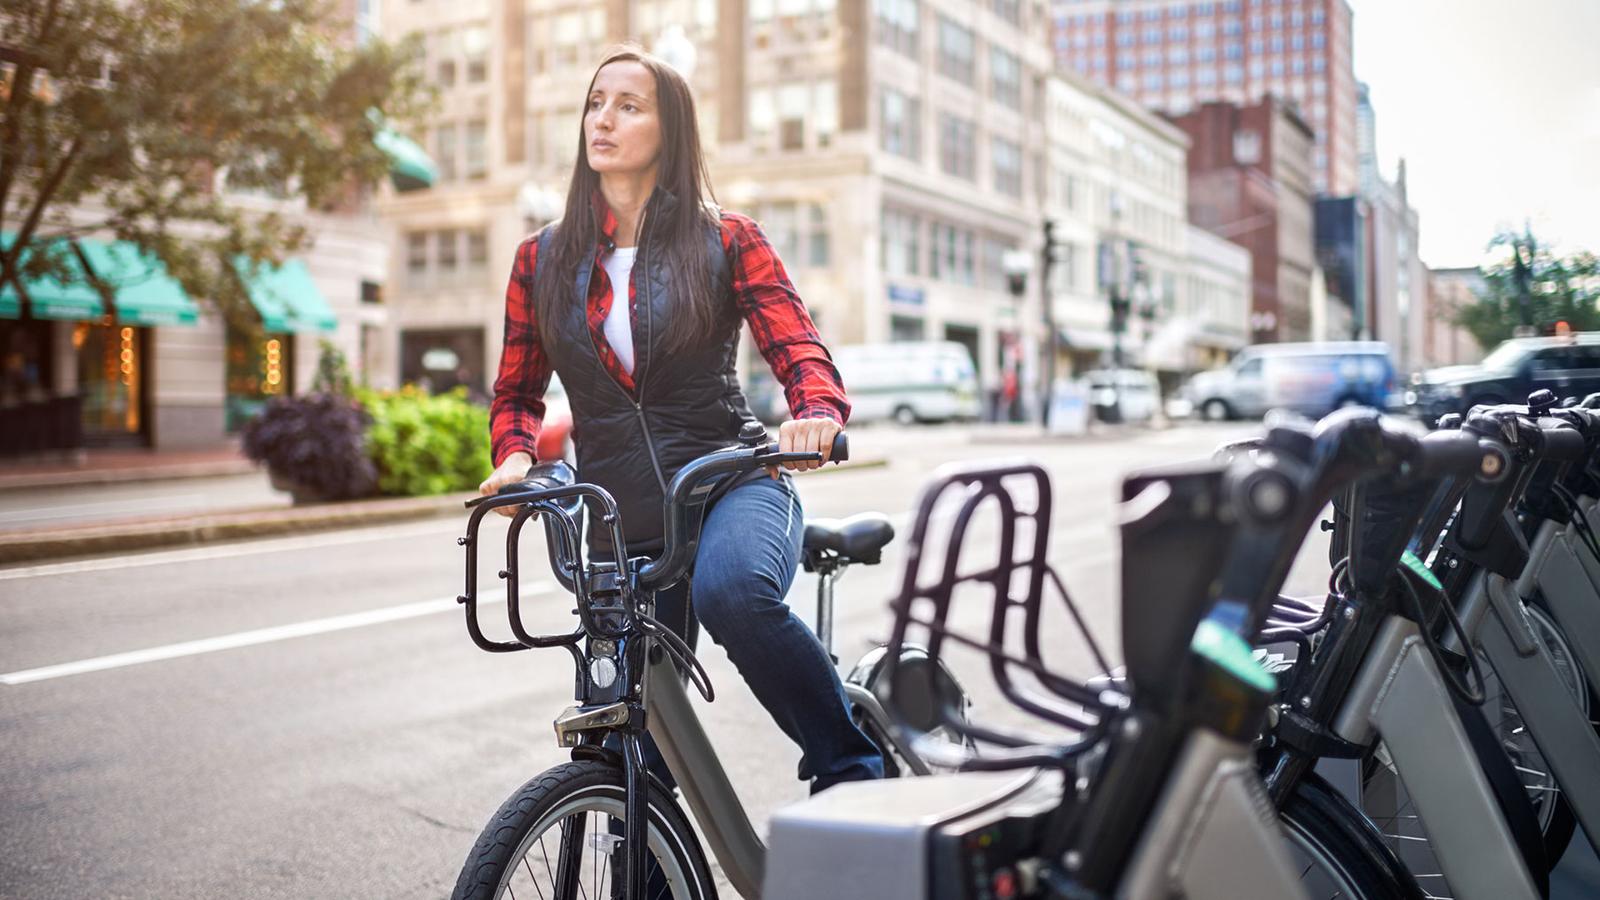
[2,421,1597,899]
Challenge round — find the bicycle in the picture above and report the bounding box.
[449,424,970,900]
[766,411,1502,899]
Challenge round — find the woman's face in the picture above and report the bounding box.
[584,61,663,177]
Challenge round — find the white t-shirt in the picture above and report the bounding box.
[601,247,637,375]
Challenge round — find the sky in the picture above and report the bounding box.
[1346,0,1600,268]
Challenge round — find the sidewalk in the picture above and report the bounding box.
[0,453,890,566]
[0,445,257,492]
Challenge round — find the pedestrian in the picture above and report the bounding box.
[477,45,884,796]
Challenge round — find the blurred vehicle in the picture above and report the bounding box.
[1179,341,1396,421]
[825,341,981,425]
[536,374,575,463]
[1083,368,1160,424]
[1408,333,1600,423]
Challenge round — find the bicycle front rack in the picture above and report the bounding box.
[882,459,1122,767]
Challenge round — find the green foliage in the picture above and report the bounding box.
[1455,229,1600,349]
[311,339,354,395]
[0,0,432,330]
[359,387,491,496]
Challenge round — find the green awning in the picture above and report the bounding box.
[375,127,437,192]
[0,232,107,322]
[235,257,336,333]
[76,239,201,327]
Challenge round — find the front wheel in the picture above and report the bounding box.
[452,760,717,900]
[1281,773,1423,900]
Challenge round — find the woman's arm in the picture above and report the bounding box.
[720,211,850,426]
[488,235,554,466]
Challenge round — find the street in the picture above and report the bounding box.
[2,422,1597,899]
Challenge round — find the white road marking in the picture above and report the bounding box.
[0,585,548,686]
[0,517,468,582]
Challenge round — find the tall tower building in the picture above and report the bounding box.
[1051,0,1357,196]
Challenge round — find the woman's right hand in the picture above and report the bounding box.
[479,451,534,517]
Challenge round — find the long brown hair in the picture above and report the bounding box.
[533,45,722,357]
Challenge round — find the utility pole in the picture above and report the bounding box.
[1040,219,1057,428]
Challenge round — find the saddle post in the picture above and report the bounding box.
[814,556,839,660]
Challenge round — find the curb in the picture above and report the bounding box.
[0,456,890,566]
[0,494,465,565]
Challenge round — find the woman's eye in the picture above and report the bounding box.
[622,103,637,112]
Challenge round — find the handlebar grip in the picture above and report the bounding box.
[1582,393,1600,410]
[1415,430,1505,481]
[830,432,849,463]
[1539,421,1588,462]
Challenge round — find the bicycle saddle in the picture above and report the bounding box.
[803,513,894,564]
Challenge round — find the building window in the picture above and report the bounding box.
[1311,8,1325,24]
[1223,0,1241,11]
[1169,4,1187,17]
[1312,57,1325,72]
[1292,57,1305,74]
[937,17,975,85]
[1145,49,1162,66]
[1223,19,1241,35]
[992,137,1022,198]
[1168,25,1187,40]
[938,113,976,180]
[464,119,487,179]
[406,231,428,282]
[1118,51,1135,68]
[778,83,808,150]
[1270,34,1283,52]
[814,79,839,146]
[1142,7,1160,21]
[1197,1,1214,13]
[1250,37,1263,53]
[1170,70,1190,88]
[1197,67,1217,85]
[874,0,919,57]
[466,229,489,273]
[1271,59,1284,76]
[463,26,488,83]
[1116,10,1134,24]
[881,207,921,276]
[1225,64,1243,83]
[1291,33,1303,50]
[1117,30,1135,47]
[1197,45,1215,62]
[436,228,459,272]
[434,123,457,181]
[1249,14,1262,30]
[990,47,1021,109]
[879,87,922,159]
[1226,42,1242,59]
[807,204,830,266]
[993,0,1019,23]
[1168,46,1188,64]
[1143,26,1161,43]
[1196,21,1214,38]
[1311,32,1325,48]
[1143,71,1163,90]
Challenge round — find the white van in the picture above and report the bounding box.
[817,341,981,425]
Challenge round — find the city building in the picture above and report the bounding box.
[1165,97,1317,344]
[1312,194,1366,339]
[1425,267,1486,368]
[1355,84,1426,374]
[1174,223,1252,372]
[1043,68,1192,381]
[1051,0,1357,195]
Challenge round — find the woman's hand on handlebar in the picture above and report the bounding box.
[769,417,840,479]
[479,451,533,517]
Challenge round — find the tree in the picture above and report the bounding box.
[1455,228,1600,349]
[0,0,431,327]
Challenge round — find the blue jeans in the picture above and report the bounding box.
[611,473,884,793]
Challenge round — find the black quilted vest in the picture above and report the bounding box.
[537,189,765,554]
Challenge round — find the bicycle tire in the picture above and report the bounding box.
[1359,682,1552,899]
[1506,592,1598,867]
[1281,773,1423,900]
[452,759,717,900]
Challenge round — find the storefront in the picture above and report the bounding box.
[226,257,337,430]
[2,234,205,452]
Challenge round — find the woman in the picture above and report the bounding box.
[478,45,883,794]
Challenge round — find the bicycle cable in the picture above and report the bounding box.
[634,610,716,703]
[1396,563,1486,706]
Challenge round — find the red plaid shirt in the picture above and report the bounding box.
[490,199,850,466]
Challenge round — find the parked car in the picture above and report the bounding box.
[1408,333,1600,424]
[823,341,981,425]
[536,374,575,462]
[1180,342,1396,421]
[1082,368,1160,424]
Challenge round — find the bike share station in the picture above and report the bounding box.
[449,395,1600,900]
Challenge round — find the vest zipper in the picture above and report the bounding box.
[616,204,669,495]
